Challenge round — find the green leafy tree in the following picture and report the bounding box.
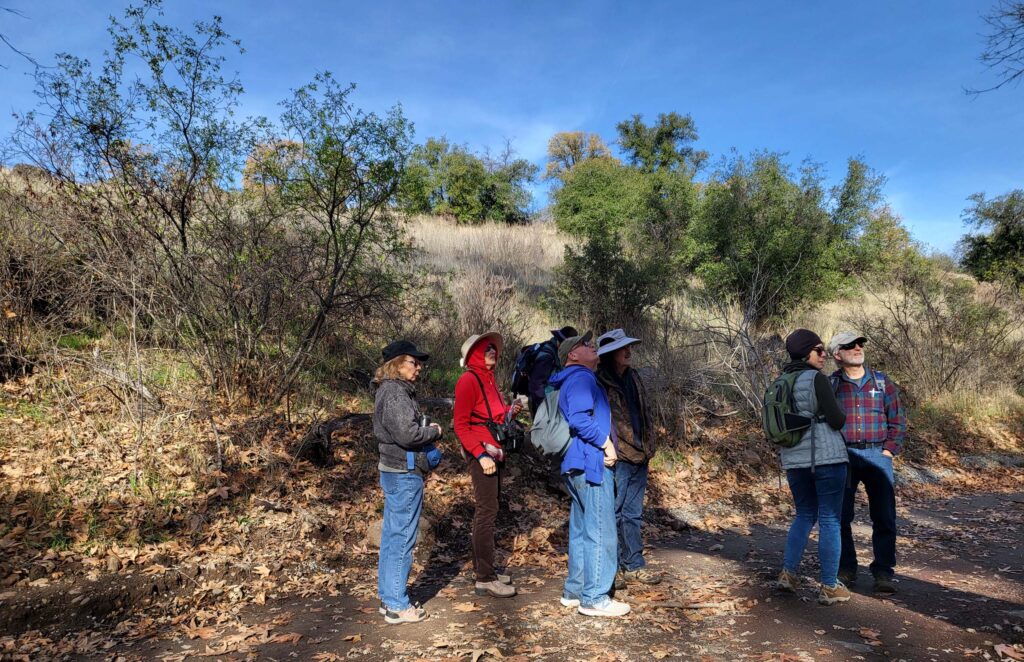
[687,153,889,327]
[615,112,708,174]
[397,138,536,224]
[960,189,1024,285]
[544,131,612,180]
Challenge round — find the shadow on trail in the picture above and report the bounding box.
[656,489,1024,645]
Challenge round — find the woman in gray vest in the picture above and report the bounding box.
[776,329,851,605]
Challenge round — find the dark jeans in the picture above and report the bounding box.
[614,460,648,571]
[783,461,848,586]
[840,445,897,579]
[467,456,501,582]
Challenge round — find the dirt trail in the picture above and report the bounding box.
[85,488,1024,661]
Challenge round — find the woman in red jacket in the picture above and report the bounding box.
[454,331,522,599]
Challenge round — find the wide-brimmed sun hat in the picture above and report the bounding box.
[459,331,504,368]
[595,328,641,356]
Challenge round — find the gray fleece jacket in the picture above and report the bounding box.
[374,379,441,474]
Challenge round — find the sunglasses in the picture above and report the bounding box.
[403,358,423,368]
[811,346,826,356]
[838,340,865,351]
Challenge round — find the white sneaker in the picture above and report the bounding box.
[578,598,630,617]
[559,596,581,608]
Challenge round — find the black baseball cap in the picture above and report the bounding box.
[381,340,430,363]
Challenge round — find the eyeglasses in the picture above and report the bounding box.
[811,346,826,356]
[403,358,423,368]
[838,340,865,351]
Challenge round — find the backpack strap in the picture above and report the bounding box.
[467,370,499,425]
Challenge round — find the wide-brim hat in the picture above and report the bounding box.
[557,330,593,366]
[459,331,504,368]
[382,339,430,363]
[595,328,641,356]
[827,331,868,355]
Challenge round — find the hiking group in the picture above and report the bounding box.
[371,323,905,623]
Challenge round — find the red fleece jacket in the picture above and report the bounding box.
[453,341,509,459]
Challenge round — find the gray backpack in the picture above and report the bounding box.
[529,387,571,457]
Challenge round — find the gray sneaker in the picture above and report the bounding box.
[475,580,516,598]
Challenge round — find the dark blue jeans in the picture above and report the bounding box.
[614,461,648,571]
[840,445,897,579]
[783,461,848,586]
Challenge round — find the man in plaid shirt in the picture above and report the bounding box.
[828,331,907,594]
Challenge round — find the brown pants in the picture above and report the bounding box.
[466,456,501,582]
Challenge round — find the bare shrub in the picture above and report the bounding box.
[849,254,1024,400]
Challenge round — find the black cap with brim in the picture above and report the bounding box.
[550,326,579,342]
[382,339,429,363]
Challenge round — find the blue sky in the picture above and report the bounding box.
[1,1,1020,252]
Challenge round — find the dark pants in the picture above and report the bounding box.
[467,456,501,582]
[840,445,897,579]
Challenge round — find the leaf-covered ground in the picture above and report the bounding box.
[1,367,1023,660]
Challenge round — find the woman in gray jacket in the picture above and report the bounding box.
[776,329,851,606]
[374,340,443,624]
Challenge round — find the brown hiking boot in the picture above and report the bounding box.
[475,580,516,598]
[614,571,627,590]
[622,568,662,585]
[776,568,800,593]
[818,581,852,605]
[837,568,857,586]
[873,575,897,594]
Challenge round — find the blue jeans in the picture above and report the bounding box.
[563,468,617,608]
[614,461,649,571]
[840,446,897,579]
[378,471,423,611]
[783,462,848,586]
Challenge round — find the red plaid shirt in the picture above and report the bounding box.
[830,368,907,456]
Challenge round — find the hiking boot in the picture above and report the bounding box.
[379,601,424,616]
[578,598,631,617]
[873,575,897,594]
[559,595,581,608]
[475,580,516,598]
[837,568,857,586]
[622,568,662,585]
[776,568,800,593]
[818,581,852,605]
[613,571,627,590]
[384,605,428,624]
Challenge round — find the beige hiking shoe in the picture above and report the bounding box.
[384,605,428,624]
[776,568,800,593]
[818,581,852,605]
[475,580,516,598]
[622,568,662,585]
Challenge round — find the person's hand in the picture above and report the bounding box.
[479,455,497,475]
[430,422,443,436]
[509,400,523,417]
[882,449,894,459]
[602,438,617,467]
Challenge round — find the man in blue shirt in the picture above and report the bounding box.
[548,331,630,618]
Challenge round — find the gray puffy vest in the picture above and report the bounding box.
[779,370,848,471]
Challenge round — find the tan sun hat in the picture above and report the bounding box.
[459,331,504,368]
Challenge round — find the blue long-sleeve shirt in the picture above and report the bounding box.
[550,365,612,484]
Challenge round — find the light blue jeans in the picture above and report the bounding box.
[564,467,617,608]
[783,461,848,586]
[614,460,649,571]
[378,471,423,611]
